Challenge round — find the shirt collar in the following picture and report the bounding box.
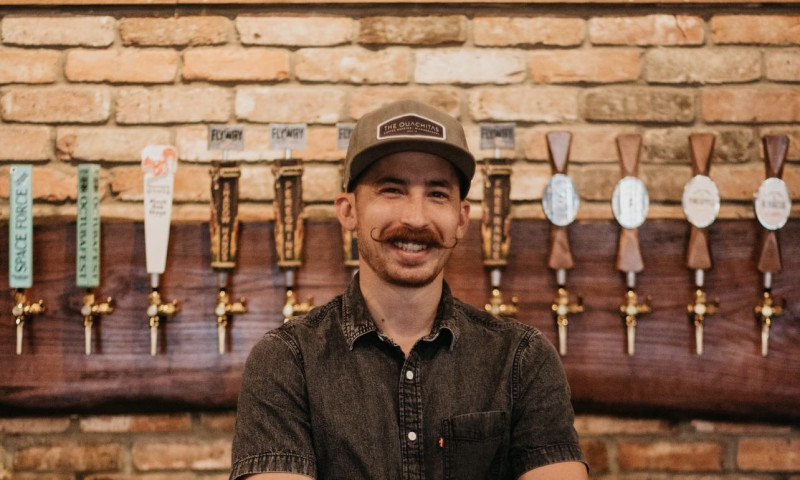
[341,274,458,351]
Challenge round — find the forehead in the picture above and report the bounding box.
[360,151,460,185]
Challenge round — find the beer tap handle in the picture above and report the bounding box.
[617,229,644,276]
[544,132,582,354]
[753,135,790,355]
[480,156,514,317]
[683,134,720,355]
[614,135,646,276]
[685,134,716,274]
[756,135,789,276]
[613,134,651,355]
[617,134,641,177]
[209,157,245,354]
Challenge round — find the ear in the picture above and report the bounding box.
[455,200,470,239]
[335,192,357,231]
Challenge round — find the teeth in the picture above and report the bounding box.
[394,242,426,252]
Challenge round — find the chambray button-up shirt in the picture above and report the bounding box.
[230,278,585,480]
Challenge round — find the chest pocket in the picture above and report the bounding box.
[441,411,509,480]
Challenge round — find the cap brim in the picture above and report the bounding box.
[347,138,475,198]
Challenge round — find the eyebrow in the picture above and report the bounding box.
[374,175,455,190]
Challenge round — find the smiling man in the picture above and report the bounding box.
[230,100,588,480]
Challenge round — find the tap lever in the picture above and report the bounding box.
[12,290,45,355]
[754,290,785,356]
[147,288,181,356]
[485,288,519,319]
[215,288,247,354]
[687,288,719,355]
[81,290,114,355]
[551,287,584,356]
[620,289,651,355]
[282,288,313,323]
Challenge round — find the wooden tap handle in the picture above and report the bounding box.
[617,228,644,273]
[546,131,571,174]
[210,162,241,270]
[548,226,574,271]
[615,134,645,273]
[273,158,305,268]
[545,132,575,271]
[763,135,788,178]
[689,133,715,176]
[758,228,782,273]
[757,135,789,273]
[481,158,512,267]
[686,134,715,270]
[686,226,712,270]
[616,134,642,177]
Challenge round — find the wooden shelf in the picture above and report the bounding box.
[1,219,798,421]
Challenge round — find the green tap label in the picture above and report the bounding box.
[9,165,33,289]
[76,164,101,288]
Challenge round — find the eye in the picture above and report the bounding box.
[429,190,451,200]
[379,185,403,195]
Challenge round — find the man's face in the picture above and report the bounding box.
[339,151,470,288]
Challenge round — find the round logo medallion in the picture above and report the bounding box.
[612,176,649,229]
[754,177,792,231]
[542,174,580,227]
[682,175,720,229]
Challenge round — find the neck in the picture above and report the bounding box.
[358,268,443,356]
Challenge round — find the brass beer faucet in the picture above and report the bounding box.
[81,290,114,355]
[485,288,519,318]
[754,290,785,357]
[552,287,584,354]
[215,288,247,346]
[12,289,45,355]
[619,288,651,356]
[687,288,718,355]
[147,288,180,356]
[282,287,314,323]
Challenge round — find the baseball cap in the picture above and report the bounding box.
[343,99,476,199]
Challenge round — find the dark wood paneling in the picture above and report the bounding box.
[0,219,798,422]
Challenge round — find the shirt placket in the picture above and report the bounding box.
[398,350,424,480]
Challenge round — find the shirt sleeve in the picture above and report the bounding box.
[229,329,317,480]
[508,330,587,478]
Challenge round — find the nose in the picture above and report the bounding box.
[398,192,429,229]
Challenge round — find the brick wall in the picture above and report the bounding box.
[1,4,799,479]
[2,413,800,479]
[0,8,798,222]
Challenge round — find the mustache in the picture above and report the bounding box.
[369,226,458,250]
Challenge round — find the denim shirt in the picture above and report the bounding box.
[230,278,586,480]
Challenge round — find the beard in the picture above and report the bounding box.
[357,225,458,288]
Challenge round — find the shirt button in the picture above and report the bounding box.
[408,431,417,441]
[405,370,414,380]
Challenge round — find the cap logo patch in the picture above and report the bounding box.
[377,114,446,141]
